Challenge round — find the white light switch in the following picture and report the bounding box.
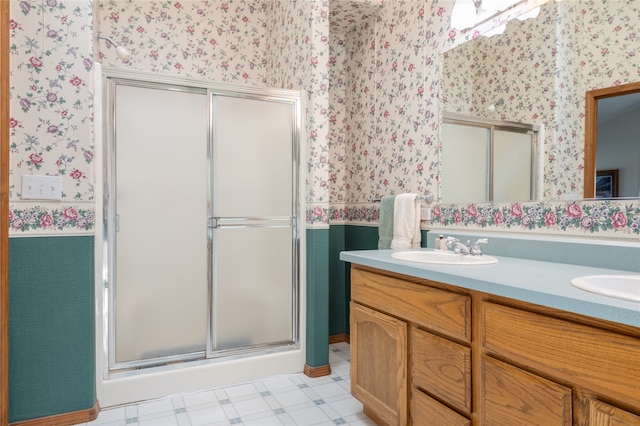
[21,175,63,200]
[420,207,431,221]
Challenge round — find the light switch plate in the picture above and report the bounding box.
[420,207,431,221]
[21,175,63,200]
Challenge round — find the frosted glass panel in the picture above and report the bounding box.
[494,130,532,202]
[213,226,293,350]
[441,123,490,203]
[114,85,208,364]
[213,96,293,217]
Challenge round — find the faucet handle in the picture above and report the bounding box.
[470,238,488,255]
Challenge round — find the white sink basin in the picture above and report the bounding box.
[391,250,498,265]
[570,275,640,302]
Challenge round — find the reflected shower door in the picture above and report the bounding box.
[110,83,209,368]
[441,123,490,204]
[494,130,533,202]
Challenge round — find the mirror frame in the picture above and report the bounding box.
[584,81,640,198]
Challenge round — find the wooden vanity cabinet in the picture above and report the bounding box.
[482,302,640,425]
[350,267,472,425]
[349,265,640,426]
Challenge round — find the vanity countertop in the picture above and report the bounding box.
[340,249,640,328]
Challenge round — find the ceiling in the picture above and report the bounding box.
[329,0,384,34]
[598,92,640,126]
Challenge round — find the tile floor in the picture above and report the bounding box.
[78,342,375,426]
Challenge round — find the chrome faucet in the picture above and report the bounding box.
[445,237,488,256]
[470,238,488,255]
[446,237,470,255]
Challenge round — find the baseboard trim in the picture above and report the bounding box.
[329,334,350,344]
[10,401,99,426]
[303,363,331,378]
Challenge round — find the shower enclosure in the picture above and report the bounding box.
[99,69,302,394]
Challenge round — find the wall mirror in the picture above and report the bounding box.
[441,0,639,202]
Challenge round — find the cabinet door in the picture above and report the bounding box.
[588,400,640,426]
[350,302,407,426]
[482,356,572,425]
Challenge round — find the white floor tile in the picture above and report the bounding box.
[272,388,314,407]
[286,405,332,425]
[80,344,367,426]
[182,390,219,411]
[263,376,298,392]
[327,396,365,418]
[138,414,178,426]
[310,381,349,400]
[231,396,272,417]
[187,405,227,426]
[87,407,126,425]
[175,412,192,426]
[242,414,284,425]
[137,399,176,418]
[224,383,260,399]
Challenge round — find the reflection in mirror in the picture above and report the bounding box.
[585,82,640,199]
[442,0,640,201]
[441,113,542,203]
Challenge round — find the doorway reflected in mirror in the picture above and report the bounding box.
[585,82,640,199]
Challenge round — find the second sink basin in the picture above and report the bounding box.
[570,275,640,302]
[391,250,498,265]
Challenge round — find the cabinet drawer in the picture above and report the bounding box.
[412,327,471,414]
[352,268,471,342]
[412,389,470,426]
[483,356,572,425]
[483,302,640,408]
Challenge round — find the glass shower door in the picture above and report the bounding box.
[105,75,301,372]
[209,94,299,355]
[108,82,209,369]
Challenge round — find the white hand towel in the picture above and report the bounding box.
[391,193,421,249]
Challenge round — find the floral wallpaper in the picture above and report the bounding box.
[97,0,269,84]
[7,0,640,239]
[8,0,95,234]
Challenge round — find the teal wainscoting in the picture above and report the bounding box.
[8,236,96,423]
[306,228,330,369]
[329,226,429,337]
